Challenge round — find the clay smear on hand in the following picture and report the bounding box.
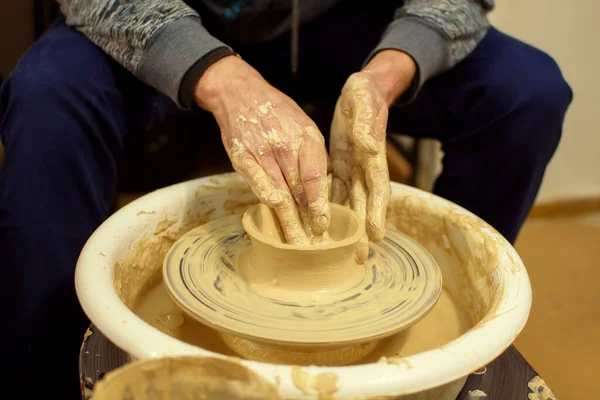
[224,100,330,246]
[330,73,391,262]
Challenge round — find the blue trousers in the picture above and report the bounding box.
[0,9,571,398]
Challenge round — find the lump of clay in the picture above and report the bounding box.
[467,389,487,399]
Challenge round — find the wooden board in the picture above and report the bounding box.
[529,197,600,218]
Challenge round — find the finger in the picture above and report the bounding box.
[355,234,369,264]
[234,153,309,245]
[255,152,311,246]
[272,194,310,245]
[262,124,308,206]
[364,152,391,242]
[299,127,330,235]
[263,130,316,243]
[331,176,348,205]
[349,171,369,262]
[329,143,350,205]
[349,172,368,224]
[231,150,283,208]
[348,96,379,156]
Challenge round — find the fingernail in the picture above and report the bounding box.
[314,215,329,233]
[355,240,369,264]
[368,220,385,242]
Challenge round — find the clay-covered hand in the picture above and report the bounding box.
[194,56,330,245]
[330,73,391,262]
[331,50,417,262]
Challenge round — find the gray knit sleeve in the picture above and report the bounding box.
[58,0,231,106]
[366,0,494,104]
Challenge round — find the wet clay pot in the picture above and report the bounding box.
[240,202,365,296]
[75,172,532,399]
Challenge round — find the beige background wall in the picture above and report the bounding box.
[489,1,599,203]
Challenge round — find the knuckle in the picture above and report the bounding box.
[275,191,294,207]
[230,158,245,172]
[271,142,290,158]
[238,156,257,171]
[294,192,308,208]
[302,172,324,186]
[308,198,329,214]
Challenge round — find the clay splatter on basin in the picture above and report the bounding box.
[75,173,530,399]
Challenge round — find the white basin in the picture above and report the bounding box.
[75,172,531,399]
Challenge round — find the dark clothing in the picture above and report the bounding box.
[57,0,493,107]
[0,5,571,399]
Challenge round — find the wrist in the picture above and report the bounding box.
[362,50,417,106]
[193,55,261,113]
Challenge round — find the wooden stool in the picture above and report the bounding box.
[386,134,441,192]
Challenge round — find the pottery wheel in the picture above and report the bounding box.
[163,213,442,347]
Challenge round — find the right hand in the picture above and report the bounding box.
[194,55,331,245]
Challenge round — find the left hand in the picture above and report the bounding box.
[330,50,416,262]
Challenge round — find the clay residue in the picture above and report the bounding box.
[467,389,487,399]
[472,366,487,375]
[113,217,181,308]
[290,366,339,399]
[386,188,520,325]
[223,198,260,215]
[92,356,282,400]
[378,356,412,370]
[113,177,245,309]
[528,376,557,400]
[220,333,377,366]
[83,328,93,341]
[194,173,256,199]
[136,210,155,216]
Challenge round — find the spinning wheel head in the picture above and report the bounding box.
[163,203,442,347]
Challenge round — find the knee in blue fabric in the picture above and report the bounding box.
[465,29,574,166]
[1,43,119,152]
[503,50,572,164]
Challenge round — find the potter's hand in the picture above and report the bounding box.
[330,50,416,262]
[194,55,330,245]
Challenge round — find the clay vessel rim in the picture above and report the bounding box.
[241,203,364,251]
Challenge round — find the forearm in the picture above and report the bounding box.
[193,55,264,113]
[58,0,232,107]
[362,50,417,107]
[366,0,494,104]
